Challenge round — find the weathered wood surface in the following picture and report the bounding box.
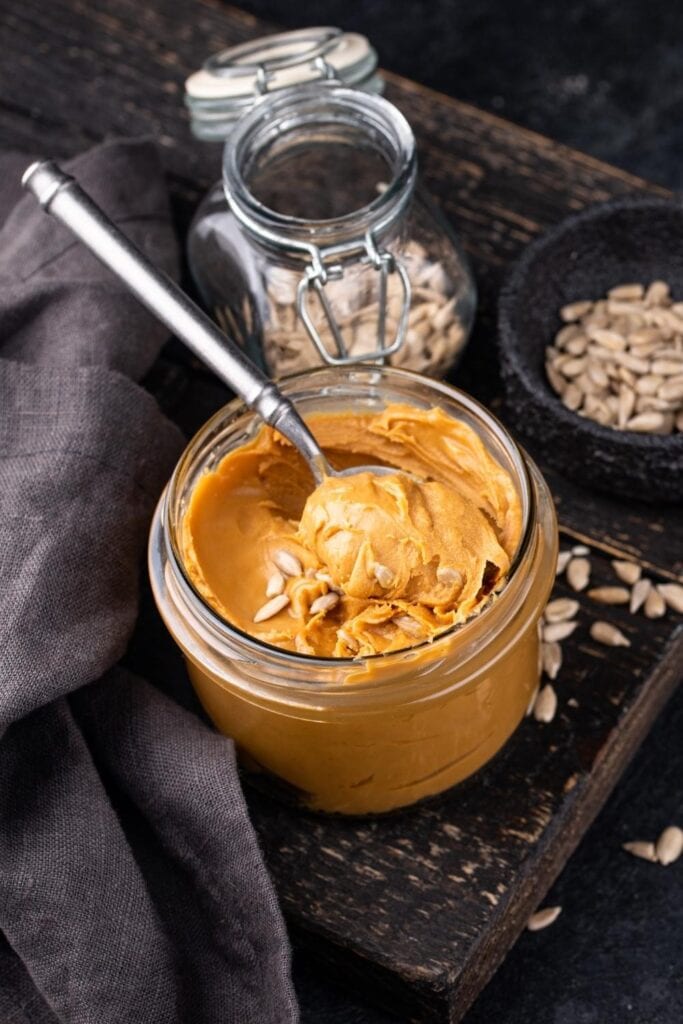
[2,2,682,1022]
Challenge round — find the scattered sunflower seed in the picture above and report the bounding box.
[623,840,658,862]
[542,620,578,643]
[612,560,641,585]
[644,587,667,619]
[656,582,683,614]
[572,544,590,556]
[556,550,572,575]
[590,620,630,647]
[272,549,303,577]
[526,683,540,718]
[253,594,290,623]
[541,641,562,680]
[567,557,591,591]
[655,826,683,866]
[533,683,558,723]
[586,586,631,605]
[544,597,580,623]
[527,906,562,931]
[630,577,652,614]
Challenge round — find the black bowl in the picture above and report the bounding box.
[498,197,683,503]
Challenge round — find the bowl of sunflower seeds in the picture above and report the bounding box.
[498,197,683,502]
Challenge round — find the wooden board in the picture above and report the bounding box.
[2,3,681,1022]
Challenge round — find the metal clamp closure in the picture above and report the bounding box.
[295,231,411,366]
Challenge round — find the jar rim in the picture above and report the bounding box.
[221,83,417,256]
[160,366,537,677]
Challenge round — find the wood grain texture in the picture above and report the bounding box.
[2,2,681,1021]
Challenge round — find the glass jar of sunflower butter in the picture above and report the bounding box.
[149,367,557,815]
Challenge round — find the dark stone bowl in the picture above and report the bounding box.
[498,198,683,503]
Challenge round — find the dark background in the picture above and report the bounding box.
[239,0,683,192]
[229,2,683,1022]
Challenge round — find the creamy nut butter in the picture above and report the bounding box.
[149,368,557,814]
[181,405,523,658]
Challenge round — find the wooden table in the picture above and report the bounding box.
[2,3,681,1022]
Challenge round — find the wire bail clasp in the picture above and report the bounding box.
[295,232,412,366]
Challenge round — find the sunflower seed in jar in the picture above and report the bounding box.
[272,550,303,577]
[253,594,290,623]
[265,571,286,598]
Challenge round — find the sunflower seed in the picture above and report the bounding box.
[651,358,683,376]
[623,840,657,862]
[543,620,578,643]
[533,683,558,723]
[617,385,636,427]
[253,594,290,623]
[265,570,286,598]
[563,382,584,410]
[542,641,563,680]
[561,300,593,322]
[527,906,562,931]
[612,560,641,585]
[590,620,630,647]
[272,550,303,577]
[655,826,683,866]
[644,280,670,306]
[626,411,666,432]
[572,544,590,556]
[608,283,644,301]
[567,557,591,591]
[556,550,572,575]
[587,327,627,351]
[394,615,423,636]
[656,583,683,614]
[544,598,580,623]
[586,586,631,605]
[437,566,463,586]
[630,578,652,613]
[659,376,683,402]
[644,587,666,619]
[310,592,340,615]
[373,563,394,589]
[546,363,567,395]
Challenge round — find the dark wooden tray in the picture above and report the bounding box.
[3,3,681,1022]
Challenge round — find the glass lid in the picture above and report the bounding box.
[184,26,382,140]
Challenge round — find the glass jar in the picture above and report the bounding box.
[149,367,557,816]
[185,30,476,380]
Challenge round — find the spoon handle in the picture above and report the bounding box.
[21,159,327,483]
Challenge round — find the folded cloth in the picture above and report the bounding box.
[0,140,298,1024]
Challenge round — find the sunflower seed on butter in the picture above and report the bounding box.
[253,594,291,623]
[265,570,286,598]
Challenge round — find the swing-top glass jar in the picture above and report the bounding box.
[185,28,476,378]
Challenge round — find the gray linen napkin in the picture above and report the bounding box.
[0,139,298,1024]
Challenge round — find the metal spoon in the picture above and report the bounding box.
[21,160,394,487]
